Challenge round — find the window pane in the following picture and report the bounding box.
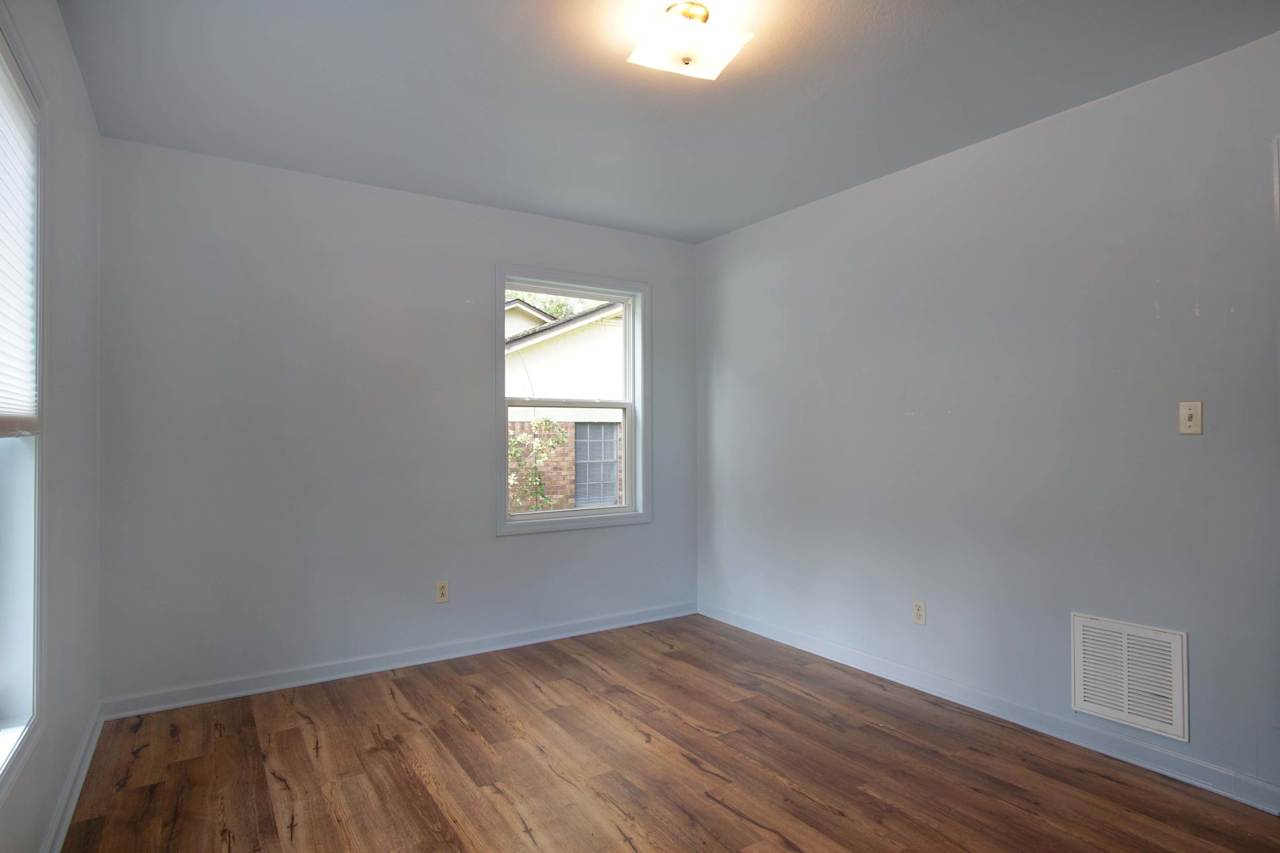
[576,421,619,508]
[507,408,625,514]
[0,53,36,438]
[504,287,626,401]
[0,436,34,732]
[0,49,35,774]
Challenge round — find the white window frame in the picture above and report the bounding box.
[496,265,652,535]
[0,2,46,799]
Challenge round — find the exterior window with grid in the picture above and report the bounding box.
[575,423,618,507]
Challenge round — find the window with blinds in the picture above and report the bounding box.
[0,31,37,779]
[0,40,36,440]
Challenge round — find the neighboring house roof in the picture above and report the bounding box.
[504,298,556,323]
[505,302,623,351]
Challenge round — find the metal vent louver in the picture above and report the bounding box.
[1071,613,1187,741]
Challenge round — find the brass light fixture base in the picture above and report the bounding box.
[666,2,710,24]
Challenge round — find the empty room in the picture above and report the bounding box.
[0,0,1279,850]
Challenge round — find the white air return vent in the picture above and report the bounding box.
[1071,613,1187,741]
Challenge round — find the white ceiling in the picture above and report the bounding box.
[59,0,1280,242]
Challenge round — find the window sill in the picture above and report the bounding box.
[498,507,651,536]
[0,721,28,778]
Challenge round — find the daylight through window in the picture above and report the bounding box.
[501,273,647,533]
[0,33,38,778]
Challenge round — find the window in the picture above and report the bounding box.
[574,423,619,507]
[0,31,38,778]
[499,267,650,534]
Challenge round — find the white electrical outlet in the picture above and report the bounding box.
[435,581,449,603]
[912,599,926,625]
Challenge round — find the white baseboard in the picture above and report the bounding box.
[700,604,1280,816]
[41,711,103,853]
[100,601,698,720]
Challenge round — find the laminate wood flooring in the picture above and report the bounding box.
[64,615,1280,852]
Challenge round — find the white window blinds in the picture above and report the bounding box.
[0,43,36,439]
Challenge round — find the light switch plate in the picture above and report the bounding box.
[1179,401,1203,435]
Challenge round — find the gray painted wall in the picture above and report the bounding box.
[98,139,698,703]
[696,33,1280,809]
[0,0,101,850]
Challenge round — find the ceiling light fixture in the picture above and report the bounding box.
[627,2,754,81]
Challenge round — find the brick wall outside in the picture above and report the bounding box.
[507,420,623,513]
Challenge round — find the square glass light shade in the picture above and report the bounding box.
[627,17,753,80]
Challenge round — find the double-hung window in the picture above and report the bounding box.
[0,30,39,778]
[499,267,650,534]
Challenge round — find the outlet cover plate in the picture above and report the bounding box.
[912,599,926,625]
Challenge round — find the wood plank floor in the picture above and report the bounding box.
[65,615,1280,852]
